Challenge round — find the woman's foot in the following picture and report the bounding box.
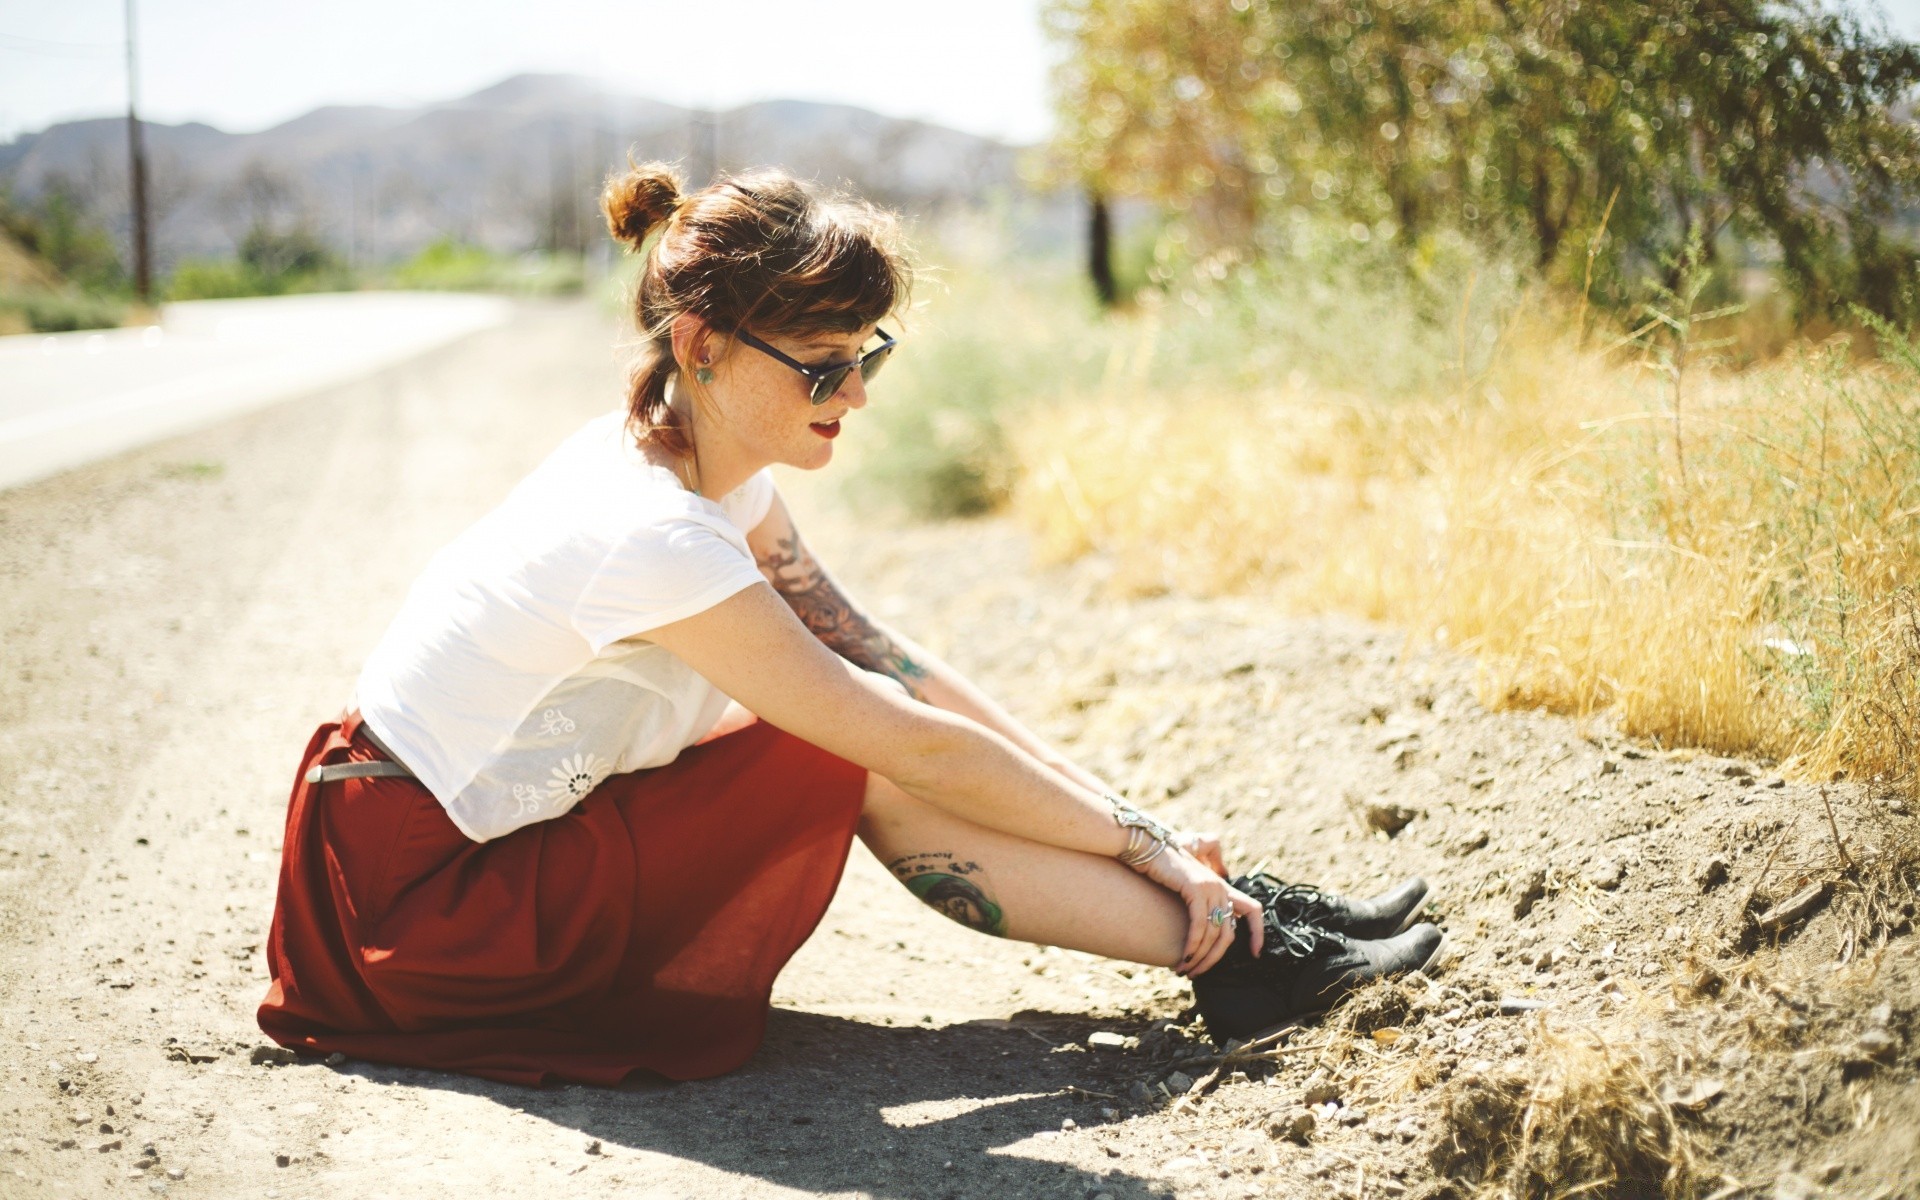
[1230,872,1430,940]
[1189,915,1444,1042]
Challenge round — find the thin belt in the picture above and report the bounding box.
[305,714,418,785]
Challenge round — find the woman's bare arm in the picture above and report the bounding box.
[745,491,1111,793]
[640,580,1259,972]
[644,580,1127,857]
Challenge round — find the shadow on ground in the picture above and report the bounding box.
[341,1008,1175,1199]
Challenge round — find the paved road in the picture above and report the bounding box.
[0,292,510,490]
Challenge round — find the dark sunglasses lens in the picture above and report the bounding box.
[859,343,894,383]
[811,365,854,405]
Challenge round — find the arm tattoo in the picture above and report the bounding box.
[756,530,933,700]
[886,852,1007,937]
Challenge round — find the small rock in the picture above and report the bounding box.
[1099,1106,1119,1120]
[1060,1118,1077,1131]
[1853,1029,1899,1064]
[274,1153,290,1168]
[1363,802,1419,837]
[1269,1112,1315,1143]
[1164,1071,1195,1095]
[1336,1107,1368,1127]
[1867,1003,1894,1027]
[1512,868,1549,919]
[1773,1170,1818,1200]
[1766,777,1786,788]
[1393,1118,1420,1143]
[1697,856,1731,892]
[1585,859,1625,890]
[584,1140,602,1156]
[1086,1031,1132,1052]
[76,1052,98,1064]
[1599,760,1619,775]
[1723,763,1754,779]
[324,1052,346,1067]
[1127,1080,1152,1104]
[165,1168,186,1181]
[1659,1077,1725,1111]
[96,1139,123,1152]
[1303,1080,1341,1106]
[1818,1162,1845,1185]
[1453,828,1491,855]
[250,1045,298,1067]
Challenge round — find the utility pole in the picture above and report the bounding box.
[124,0,153,304]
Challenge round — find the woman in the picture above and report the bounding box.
[257,164,1442,1087]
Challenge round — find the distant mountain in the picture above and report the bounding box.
[0,73,1049,270]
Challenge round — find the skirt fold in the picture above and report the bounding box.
[258,717,867,1086]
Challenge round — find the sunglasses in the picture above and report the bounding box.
[733,327,897,405]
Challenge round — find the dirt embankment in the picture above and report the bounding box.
[0,300,1914,1200]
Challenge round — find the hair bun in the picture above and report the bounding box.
[602,162,684,249]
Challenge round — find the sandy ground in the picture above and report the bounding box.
[1,300,1915,1199]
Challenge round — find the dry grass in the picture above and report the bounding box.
[1009,301,1920,797]
[1428,1022,1713,1200]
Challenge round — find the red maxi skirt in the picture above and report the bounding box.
[257,712,868,1086]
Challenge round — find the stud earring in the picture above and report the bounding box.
[695,366,714,385]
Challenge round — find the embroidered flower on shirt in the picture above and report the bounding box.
[546,752,609,802]
[537,707,577,736]
[511,783,543,817]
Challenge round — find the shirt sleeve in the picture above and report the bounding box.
[572,514,767,653]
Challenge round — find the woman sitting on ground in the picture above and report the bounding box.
[257,163,1442,1085]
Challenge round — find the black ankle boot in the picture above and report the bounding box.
[1189,916,1444,1042]
[1230,872,1430,941]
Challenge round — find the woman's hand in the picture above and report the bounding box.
[1133,845,1265,976]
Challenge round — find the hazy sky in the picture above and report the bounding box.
[4,0,1920,147]
[0,0,1058,144]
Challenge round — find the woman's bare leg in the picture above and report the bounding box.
[858,773,1188,968]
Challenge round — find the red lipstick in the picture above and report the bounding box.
[810,419,842,439]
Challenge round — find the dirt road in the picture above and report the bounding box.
[2,301,1914,1199]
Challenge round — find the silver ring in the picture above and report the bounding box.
[1208,905,1232,927]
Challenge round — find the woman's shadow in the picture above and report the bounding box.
[356,1007,1180,1199]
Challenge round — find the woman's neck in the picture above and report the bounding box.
[662,380,763,501]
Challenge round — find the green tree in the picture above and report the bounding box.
[0,180,125,293]
[1048,0,1920,319]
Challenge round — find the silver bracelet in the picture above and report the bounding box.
[1108,794,1175,868]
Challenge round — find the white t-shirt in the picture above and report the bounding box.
[353,409,776,842]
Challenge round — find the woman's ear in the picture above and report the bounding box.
[668,312,715,376]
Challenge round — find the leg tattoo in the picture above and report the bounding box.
[887,852,1007,937]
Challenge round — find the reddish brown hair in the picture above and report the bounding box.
[601,161,911,457]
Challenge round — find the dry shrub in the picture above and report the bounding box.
[1429,1025,1709,1200]
[1010,304,1920,791]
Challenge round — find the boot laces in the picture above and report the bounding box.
[1231,874,1336,960]
[1237,872,1338,929]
